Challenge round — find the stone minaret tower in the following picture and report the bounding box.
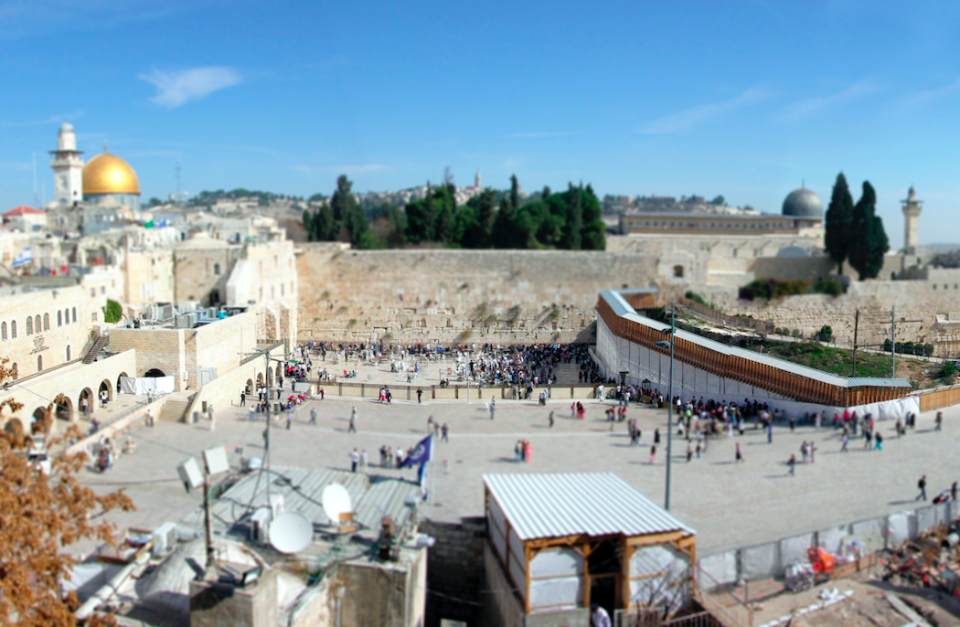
[901,185,922,254]
[475,169,481,189]
[49,121,85,206]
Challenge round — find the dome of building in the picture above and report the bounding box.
[907,186,918,202]
[83,150,140,195]
[782,187,823,218]
[59,121,74,134]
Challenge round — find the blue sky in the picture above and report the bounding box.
[3,0,960,245]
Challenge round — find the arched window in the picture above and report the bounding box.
[37,356,42,372]
[66,345,71,361]
[43,313,49,331]
[26,317,33,335]
[64,308,69,324]
[214,263,221,276]
[57,311,62,326]
[11,363,17,378]
[72,307,76,323]
[11,321,16,339]
[1,322,5,341]
[35,315,41,332]
[673,265,684,278]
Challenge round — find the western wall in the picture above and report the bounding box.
[296,244,661,344]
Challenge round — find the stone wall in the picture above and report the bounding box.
[421,517,487,627]
[109,328,187,390]
[296,246,660,344]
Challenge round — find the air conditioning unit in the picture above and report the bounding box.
[152,521,178,557]
[175,313,197,329]
[250,508,271,543]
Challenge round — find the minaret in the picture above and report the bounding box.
[901,185,922,254]
[475,169,481,189]
[49,122,84,206]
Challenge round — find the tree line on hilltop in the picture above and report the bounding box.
[301,174,606,250]
[824,173,889,280]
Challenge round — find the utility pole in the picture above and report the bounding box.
[852,310,859,377]
[891,307,897,378]
[665,301,675,511]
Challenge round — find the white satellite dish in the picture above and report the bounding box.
[268,512,312,554]
[321,483,353,524]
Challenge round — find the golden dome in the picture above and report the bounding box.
[82,149,140,195]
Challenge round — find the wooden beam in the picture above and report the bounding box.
[625,530,688,546]
[524,541,532,614]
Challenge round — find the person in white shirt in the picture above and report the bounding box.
[591,605,611,627]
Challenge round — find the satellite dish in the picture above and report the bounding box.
[322,483,352,524]
[269,512,312,554]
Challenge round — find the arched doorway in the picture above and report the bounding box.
[31,407,48,435]
[79,388,94,419]
[145,368,165,378]
[256,373,264,388]
[4,418,24,436]
[275,363,282,380]
[117,372,128,394]
[245,378,254,394]
[54,394,73,421]
[99,379,113,402]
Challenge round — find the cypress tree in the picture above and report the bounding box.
[824,173,854,274]
[849,181,889,280]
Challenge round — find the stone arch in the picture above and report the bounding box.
[79,388,94,418]
[43,313,50,331]
[26,317,33,335]
[117,372,128,393]
[145,368,165,378]
[58,311,63,326]
[66,345,71,361]
[99,379,113,402]
[54,394,73,421]
[10,320,16,338]
[4,418,24,436]
[34,315,41,333]
[245,378,254,394]
[37,355,43,372]
[275,363,282,379]
[1,321,6,340]
[256,373,264,387]
[31,407,48,435]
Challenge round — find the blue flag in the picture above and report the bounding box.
[12,247,31,267]
[400,434,433,468]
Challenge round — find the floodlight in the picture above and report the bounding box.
[203,446,230,476]
[654,341,672,349]
[177,457,203,492]
[241,566,262,587]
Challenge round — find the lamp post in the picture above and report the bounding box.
[654,301,676,511]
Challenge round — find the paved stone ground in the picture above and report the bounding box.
[74,389,960,559]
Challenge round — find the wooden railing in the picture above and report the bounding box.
[676,297,774,335]
[918,384,960,412]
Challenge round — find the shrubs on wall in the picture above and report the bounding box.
[739,277,846,300]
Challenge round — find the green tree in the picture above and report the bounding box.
[580,184,606,250]
[510,174,520,210]
[711,195,725,206]
[102,299,123,324]
[824,172,854,274]
[848,181,889,280]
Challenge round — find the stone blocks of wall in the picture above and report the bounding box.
[109,328,186,390]
[421,518,486,626]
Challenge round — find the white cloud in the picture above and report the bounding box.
[900,78,960,107]
[780,81,875,120]
[1,110,84,127]
[642,88,769,134]
[139,67,242,108]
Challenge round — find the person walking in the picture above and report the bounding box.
[875,431,883,451]
[441,423,449,442]
[788,454,796,476]
[936,411,943,431]
[249,406,256,422]
[917,475,927,501]
[240,391,246,407]
[735,442,743,463]
[360,449,368,472]
[809,441,816,464]
[840,434,849,452]
[654,428,661,445]
[952,481,958,502]
[767,422,773,444]
[686,442,693,463]
[310,406,317,424]
[649,444,657,465]
[208,404,215,432]
[489,398,496,420]
[286,410,293,430]
[262,427,269,451]
[417,388,423,403]
[349,405,357,433]
[349,448,359,473]
[548,410,554,428]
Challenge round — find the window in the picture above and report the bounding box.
[11,321,16,338]
[37,356,42,372]
[0,322,5,340]
[101,287,105,295]
[57,311,62,326]
[92,312,97,322]
[90,289,95,297]
[34,315,40,333]
[72,307,76,323]
[26,317,33,335]
[64,308,69,324]
[66,345,71,361]
[214,263,221,276]
[673,265,684,278]
[43,313,49,331]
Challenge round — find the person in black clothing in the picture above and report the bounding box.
[917,475,927,501]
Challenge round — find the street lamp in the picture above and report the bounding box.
[654,301,676,511]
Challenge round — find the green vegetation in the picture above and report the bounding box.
[739,277,846,301]
[816,325,833,343]
[190,189,301,207]
[936,361,957,386]
[824,174,889,279]
[761,341,896,380]
[881,339,935,357]
[301,174,606,251]
[102,299,122,324]
[684,291,717,310]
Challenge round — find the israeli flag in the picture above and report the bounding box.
[400,434,433,468]
[12,247,31,267]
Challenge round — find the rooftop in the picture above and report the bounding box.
[484,472,694,541]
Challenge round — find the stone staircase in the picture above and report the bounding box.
[551,362,582,385]
[158,393,192,422]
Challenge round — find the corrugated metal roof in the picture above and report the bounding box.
[483,473,694,541]
[599,290,910,390]
[186,465,422,536]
